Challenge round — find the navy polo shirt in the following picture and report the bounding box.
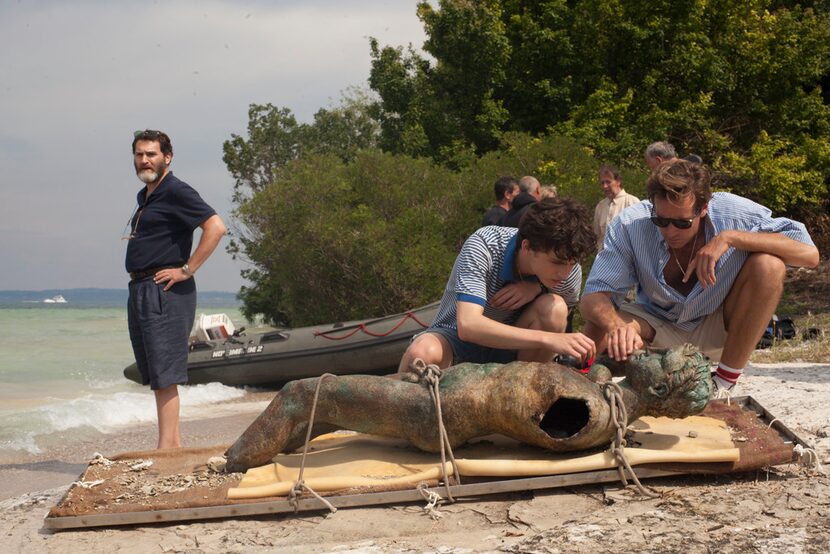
[125,172,216,273]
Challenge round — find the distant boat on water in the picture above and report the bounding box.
[43,295,68,304]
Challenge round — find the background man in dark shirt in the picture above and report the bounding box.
[481,176,519,226]
[501,175,542,227]
[125,130,226,449]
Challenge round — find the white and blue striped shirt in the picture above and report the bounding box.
[584,192,815,331]
[431,226,582,331]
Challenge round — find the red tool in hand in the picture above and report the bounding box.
[580,356,594,374]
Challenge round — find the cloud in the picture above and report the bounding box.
[0,0,425,290]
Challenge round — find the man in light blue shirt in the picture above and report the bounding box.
[580,159,819,393]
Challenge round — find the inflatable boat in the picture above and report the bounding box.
[123,302,440,387]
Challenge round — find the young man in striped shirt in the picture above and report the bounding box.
[580,158,819,393]
[398,197,597,374]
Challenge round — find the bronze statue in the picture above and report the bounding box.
[225,345,712,472]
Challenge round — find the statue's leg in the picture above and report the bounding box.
[225,375,436,472]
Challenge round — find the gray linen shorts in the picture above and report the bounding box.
[127,277,196,390]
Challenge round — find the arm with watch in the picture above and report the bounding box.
[157,214,227,291]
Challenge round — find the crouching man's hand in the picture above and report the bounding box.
[604,323,644,361]
[547,332,596,364]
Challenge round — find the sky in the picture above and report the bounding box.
[0,0,426,292]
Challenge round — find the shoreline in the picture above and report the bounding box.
[0,390,274,502]
[2,364,829,552]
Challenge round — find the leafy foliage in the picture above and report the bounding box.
[368,0,830,210]
[232,134,606,326]
[227,0,829,323]
[223,89,380,203]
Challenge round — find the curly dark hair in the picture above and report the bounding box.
[132,129,173,156]
[517,197,596,262]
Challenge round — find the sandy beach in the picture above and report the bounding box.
[3,363,829,553]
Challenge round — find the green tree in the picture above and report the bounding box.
[369,0,830,213]
[369,1,512,162]
[228,0,830,323]
[231,133,605,325]
[223,90,381,203]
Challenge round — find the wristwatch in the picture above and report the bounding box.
[182,263,194,276]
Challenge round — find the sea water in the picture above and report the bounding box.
[0,290,254,455]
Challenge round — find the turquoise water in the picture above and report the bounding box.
[0,303,252,454]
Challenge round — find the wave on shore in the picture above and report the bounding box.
[0,383,248,455]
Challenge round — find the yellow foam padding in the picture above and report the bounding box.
[228,415,739,500]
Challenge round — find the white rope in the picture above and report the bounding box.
[288,373,338,514]
[417,482,444,520]
[71,479,105,489]
[714,386,733,405]
[793,444,827,476]
[768,419,826,475]
[410,358,461,503]
[603,382,660,498]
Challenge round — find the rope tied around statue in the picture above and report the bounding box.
[410,358,462,502]
[287,373,338,514]
[286,359,464,513]
[603,381,660,498]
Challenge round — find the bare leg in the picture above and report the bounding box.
[515,293,568,362]
[155,384,181,449]
[397,332,454,373]
[720,253,785,368]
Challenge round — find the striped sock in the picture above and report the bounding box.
[715,363,743,389]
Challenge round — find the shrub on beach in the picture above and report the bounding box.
[232,134,610,326]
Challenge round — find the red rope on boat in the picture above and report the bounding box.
[314,311,430,340]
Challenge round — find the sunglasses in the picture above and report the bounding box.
[650,208,700,229]
[121,205,143,240]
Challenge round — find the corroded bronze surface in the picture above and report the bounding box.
[225,345,712,472]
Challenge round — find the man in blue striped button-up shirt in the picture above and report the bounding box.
[581,158,819,393]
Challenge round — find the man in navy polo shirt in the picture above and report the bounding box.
[398,197,597,374]
[125,130,227,449]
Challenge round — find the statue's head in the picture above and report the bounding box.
[622,344,712,417]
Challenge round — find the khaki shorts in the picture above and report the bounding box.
[619,303,726,363]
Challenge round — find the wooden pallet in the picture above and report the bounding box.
[43,396,805,530]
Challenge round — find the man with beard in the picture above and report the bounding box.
[125,130,227,449]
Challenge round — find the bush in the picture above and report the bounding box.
[234,134,621,325]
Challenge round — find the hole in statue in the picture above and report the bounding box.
[539,398,589,438]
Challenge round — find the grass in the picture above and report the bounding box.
[753,263,830,363]
[750,312,830,364]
